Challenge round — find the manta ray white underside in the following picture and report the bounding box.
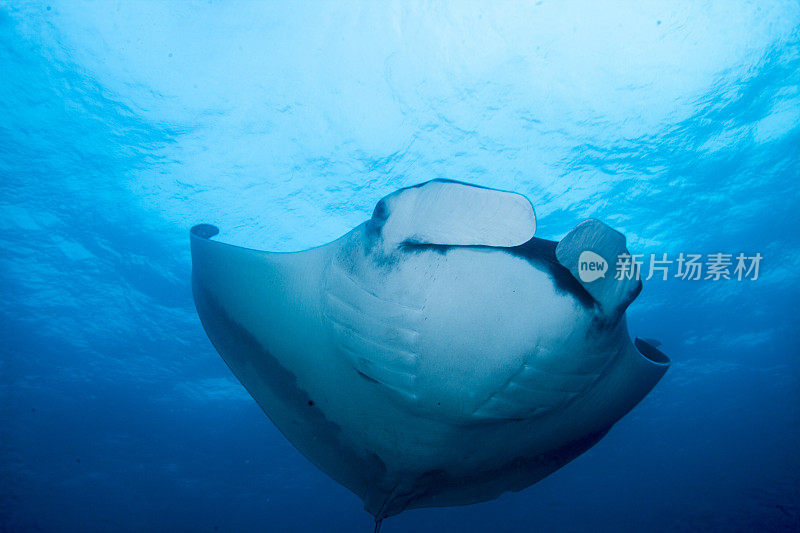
[190,179,669,526]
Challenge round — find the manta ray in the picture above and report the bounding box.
[190,179,669,530]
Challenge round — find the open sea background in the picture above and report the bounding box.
[1,1,799,531]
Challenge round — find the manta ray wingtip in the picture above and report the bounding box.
[634,337,671,366]
[190,224,220,239]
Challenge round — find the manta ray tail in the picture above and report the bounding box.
[555,219,642,322]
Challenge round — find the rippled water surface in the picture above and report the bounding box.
[2,2,799,531]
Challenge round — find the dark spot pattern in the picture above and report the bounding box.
[398,236,596,308]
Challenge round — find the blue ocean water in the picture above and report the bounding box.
[1,1,799,531]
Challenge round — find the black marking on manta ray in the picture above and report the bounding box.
[357,370,381,385]
[192,274,388,496]
[371,198,389,223]
[377,426,612,517]
[366,207,387,240]
[399,241,449,255]
[399,237,596,309]
[508,238,596,308]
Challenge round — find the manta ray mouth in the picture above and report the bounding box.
[634,338,671,365]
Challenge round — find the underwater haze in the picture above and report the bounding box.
[2,1,799,531]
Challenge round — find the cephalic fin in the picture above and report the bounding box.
[370,179,536,251]
[555,219,642,321]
